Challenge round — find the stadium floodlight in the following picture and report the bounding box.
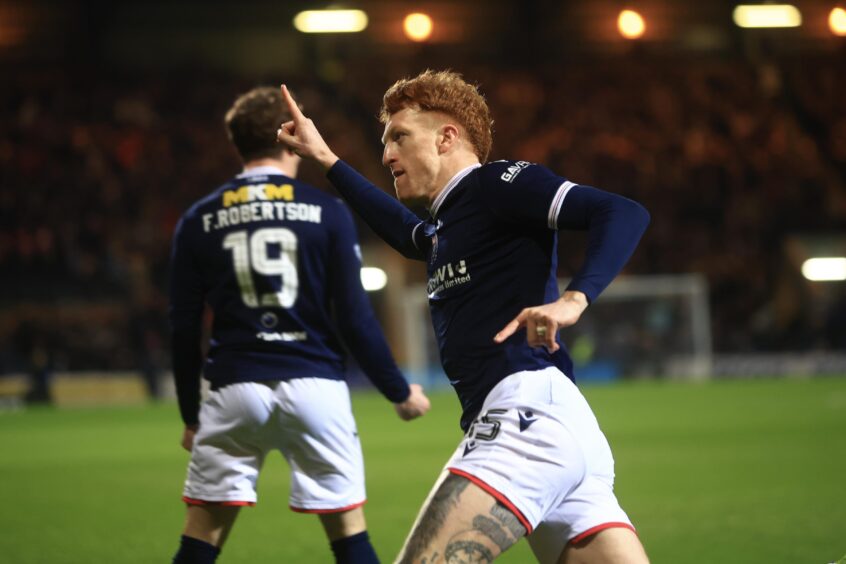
[293,9,368,33]
[801,257,846,281]
[404,13,434,42]
[617,9,646,39]
[830,7,846,36]
[361,267,388,291]
[732,4,802,28]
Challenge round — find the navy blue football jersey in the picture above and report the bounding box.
[327,160,649,430]
[169,166,410,425]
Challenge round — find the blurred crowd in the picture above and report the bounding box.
[1,57,845,382]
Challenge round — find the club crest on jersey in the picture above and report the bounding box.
[422,220,443,264]
[260,312,278,328]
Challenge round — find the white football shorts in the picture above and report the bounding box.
[182,378,366,513]
[445,366,635,563]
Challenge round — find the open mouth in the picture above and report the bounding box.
[392,169,405,179]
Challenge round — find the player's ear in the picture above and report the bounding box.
[438,123,460,154]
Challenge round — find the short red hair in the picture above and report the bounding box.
[380,70,493,162]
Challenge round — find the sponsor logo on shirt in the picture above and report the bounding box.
[499,161,531,183]
[222,183,295,207]
[427,259,471,297]
[256,331,307,342]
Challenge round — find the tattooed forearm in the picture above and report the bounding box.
[444,540,494,563]
[489,503,527,539]
[471,515,512,551]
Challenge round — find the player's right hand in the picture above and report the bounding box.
[276,85,340,170]
[181,425,199,452]
[394,383,431,421]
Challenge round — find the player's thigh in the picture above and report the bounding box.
[184,383,275,503]
[397,473,526,564]
[195,382,275,450]
[561,527,649,564]
[275,378,365,510]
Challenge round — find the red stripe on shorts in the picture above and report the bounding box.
[182,496,255,507]
[289,500,366,514]
[447,467,533,534]
[570,522,636,544]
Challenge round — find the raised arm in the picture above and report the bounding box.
[276,85,427,260]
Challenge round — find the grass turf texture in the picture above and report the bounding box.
[0,377,844,563]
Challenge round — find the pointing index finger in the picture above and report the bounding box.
[280,84,306,121]
[493,311,527,343]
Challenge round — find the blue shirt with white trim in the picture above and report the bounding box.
[327,159,649,430]
[169,166,410,425]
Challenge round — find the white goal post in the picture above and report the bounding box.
[398,274,713,384]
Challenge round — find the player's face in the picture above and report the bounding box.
[381,108,443,207]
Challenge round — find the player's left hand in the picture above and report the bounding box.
[181,425,199,452]
[493,291,589,352]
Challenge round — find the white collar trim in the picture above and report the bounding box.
[430,163,481,217]
[237,165,287,178]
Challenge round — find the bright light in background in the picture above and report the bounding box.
[293,10,368,33]
[732,4,802,28]
[361,267,387,291]
[830,7,846,35]
[404,13,434,42]
[617,10,646,39]
[801,257,846,281]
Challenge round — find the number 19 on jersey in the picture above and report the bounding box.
[223,228,299,308]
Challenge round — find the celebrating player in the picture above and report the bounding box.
[169,86,430,564]
[276,71,650,563]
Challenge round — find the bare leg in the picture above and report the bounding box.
[182,504,241,547]
[318,506,368,541]
[396,473,526,564]
[561,527,649,564]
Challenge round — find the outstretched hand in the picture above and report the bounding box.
[493,291,589,352]
[275,84,340,170]
[394,383,431,421]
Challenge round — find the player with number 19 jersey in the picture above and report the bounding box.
[169,167,410,426]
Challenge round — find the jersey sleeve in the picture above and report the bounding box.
[555,184,650,302]
[479,160,650,303]
[478,160,575,227]
[327,160,429,261]
[168,215,206,426]
[327,200,411,403]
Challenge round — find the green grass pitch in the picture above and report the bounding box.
[1,377,845,563]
